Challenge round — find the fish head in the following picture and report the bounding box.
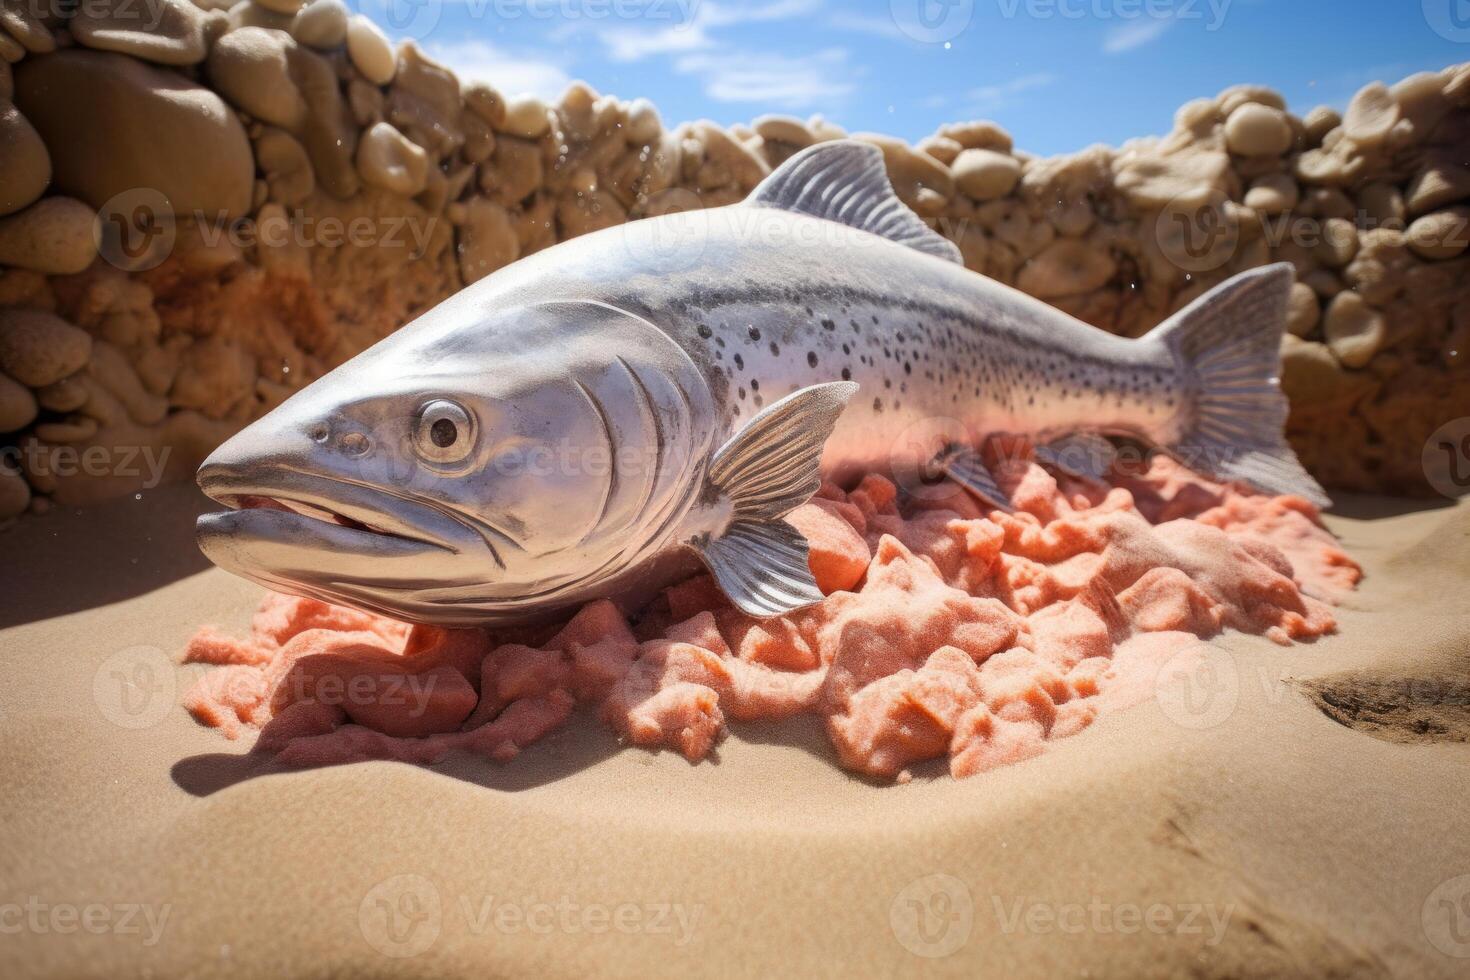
[196,300,714,624]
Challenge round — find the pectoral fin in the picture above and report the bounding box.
[692,381,858,617]
[935,446,1014,513]
[1034,432,1116,483]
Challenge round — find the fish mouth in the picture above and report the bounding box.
[194,462,487,600]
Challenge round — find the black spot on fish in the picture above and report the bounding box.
[748,326,761,341]
[738,386,746,400]
[841,367,851,380]
[873,397,883,412]
[807,351,818,368]
[769,341,780,356]
[734,353,744,370]
[821,318,836,331]
[697,324,712,339]
[716,337,725,348]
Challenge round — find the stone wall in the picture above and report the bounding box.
[1,0,1468,520]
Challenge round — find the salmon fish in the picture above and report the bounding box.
[196,140,1327,625]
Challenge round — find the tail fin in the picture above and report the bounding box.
[1149,263,1331,508]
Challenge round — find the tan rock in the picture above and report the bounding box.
[1342,81,1399,146]
[1312,217,1359,268]
[15,50,253,218]
[1244,173,1298,215]
[386,41,463,161]
[0,31,20,63]
[1016,239,1116,299]
[35,373,88,413]
[556,189,626,239]
[806,115,846,142]
[0,102,48,216]
[460,109,495,164]
[1301,105,1341,146]
[456,198,518,284]
[938,120,1012,154]
[0,467,29,520]
[255,126,315,205]
[695,121,769,193]
[1356,182,1404,227]
[855,132,950,207]
[0,371,36,431]
[170,336,255,417]
[0,0,54,54]
[255,0,306,14]
[1285,281,1320,337]
[952,148,1020,201]
[464,81,506,129]
[481,135,543,205]
[1406,208,1470,260]
[355,121,428,196]
[1293,142,1364,188]
[1405,157,1470,216]
[208,27,308,128]
[916,135,962,166]
[625,97,661,145]
[72,0,207,66]
[1115,148,1231,209]
[1323,291,1386,368]
[0,57,10,101]
[290,0,348,49]
[1280,335,1362,406]
[347,76,384,127]
[0,309,92,387]
[0,198,98,274]
[501,94,551,138]
[752,114,813,149]
[346,14,394,85]
[1224,103,1293,156]
[1218,84,1285,116]
[227,1,294,32]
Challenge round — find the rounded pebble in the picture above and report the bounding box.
[0,310,94,387]
[1323,291,1386,369]
[1406,208,1470,260]
[0,198,99,275]
[1224,103,1293,157]
[346,14,395,85]
[1343,82,1400,146]
[355,121,429,196]
[0,103,50,216]
[290,0,348,49]
[952,148,1021,201]
[0,371,38,432]
[501,94,551,138]
[0,468,30,521]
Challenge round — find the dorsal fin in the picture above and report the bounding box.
[745,140,962,264]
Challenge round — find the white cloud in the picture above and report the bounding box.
[1102,17,1173,54]
[675,48,855,109]
[423,39,572,100]
[599,0,822,62]
[960,72,1058,115]
[826,10,907,41]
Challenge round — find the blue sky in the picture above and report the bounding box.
[358,0,1470,156]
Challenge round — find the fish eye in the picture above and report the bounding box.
[414,399,475,464]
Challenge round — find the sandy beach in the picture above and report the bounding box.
[1,484,1467,978]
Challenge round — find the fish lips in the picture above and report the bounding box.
[195,462,481,591]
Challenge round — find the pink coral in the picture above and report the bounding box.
[182,454,1359,780]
